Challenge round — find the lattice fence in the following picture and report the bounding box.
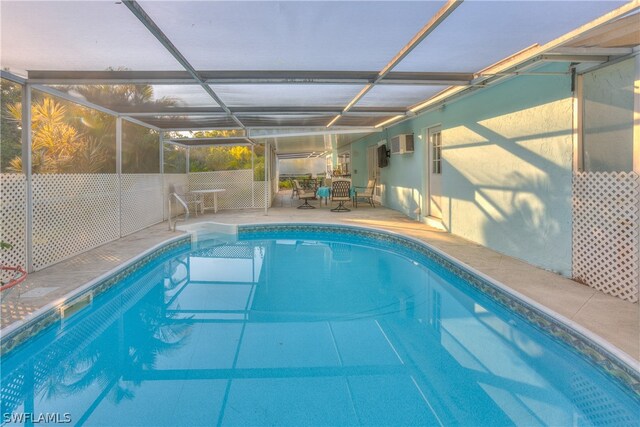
[120,174,164,236]
[32,174,120,270]
[189,170,271,209]
[572,171,639,302]
[0,174,27,270]
[163,173,189,220]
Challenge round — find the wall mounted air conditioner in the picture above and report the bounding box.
[389,134,414,154]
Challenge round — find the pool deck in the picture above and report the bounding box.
[2,192,638,362]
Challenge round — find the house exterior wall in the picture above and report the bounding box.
[351,63,574,275]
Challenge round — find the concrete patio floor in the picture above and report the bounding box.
[2,191,638,361]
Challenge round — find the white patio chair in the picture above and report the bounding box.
[353,179,376,208]
[293,179,316,209]
[173,185,204,215]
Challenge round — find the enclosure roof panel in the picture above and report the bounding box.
[136,115,240,130]
[2,0,637,139]
[357,85,445,108]
[395,1,628,73]
[48,84,217,111]
[209,85,366,108]
[138,0,446,71]
[0,1,182,76]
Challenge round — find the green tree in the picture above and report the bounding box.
[68,82,176,174]
[7,95,115,173]
[4,81,176,174]
[1,79,23,172]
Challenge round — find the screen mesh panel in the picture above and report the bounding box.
[241,116,335,128]
[0,1,181,76]
[358,85,444,108]
[139,1,445,71]
[396,1,627,72]
[48,85,217,111]
[210,85,364,108]
[138,116,239,129]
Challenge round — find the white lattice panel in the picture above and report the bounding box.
[32,174,120,270]
[121,174,164,236]
[1,174,27,269]
[573,171,639,302]
[253,182,267,209]
[163,174,189,220]
[189,170,263,209]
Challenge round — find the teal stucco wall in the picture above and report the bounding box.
[350,63,574,275]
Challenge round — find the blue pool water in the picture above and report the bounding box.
[1,229,638,426]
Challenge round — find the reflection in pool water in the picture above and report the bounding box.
[1,233,638,426]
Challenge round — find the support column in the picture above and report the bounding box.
[116,117,123,237]
[22,84,33,273]
[160,132,166,220]
[251,144,255,208]
[634,46,640,173]
[264,142,269,215]
[159,131,164,174]
[572,68,583,172]
[634,47,640,293]
[331,135,338,172]
[186,147,190,174]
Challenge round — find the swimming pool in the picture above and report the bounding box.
[1,224,638,426]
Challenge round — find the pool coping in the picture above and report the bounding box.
[0,233,191,355]
[1,221,638,398]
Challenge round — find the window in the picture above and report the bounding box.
[431,131,442,175]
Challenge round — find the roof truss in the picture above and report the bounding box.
[26,70,474,86]
[2,0,636,144]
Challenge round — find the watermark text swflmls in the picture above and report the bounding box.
[2,412,72,424]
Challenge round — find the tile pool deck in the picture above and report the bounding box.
[1,192,638,362]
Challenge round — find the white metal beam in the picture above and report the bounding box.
[549,47,634,56]
[22,84,33,273]
[1,70,26,85]
[25,70,474,86]
[248,128,381,139]
[120,116,162,132]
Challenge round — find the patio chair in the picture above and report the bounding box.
[290,178,299,199]
[353,179,376,208]
[331,179,351,212]
[172,185,204,215]
[293,180,316,209]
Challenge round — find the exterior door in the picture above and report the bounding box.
[428,127,442,219]
[367,144,382,202]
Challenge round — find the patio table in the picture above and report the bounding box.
[190,189,226,213]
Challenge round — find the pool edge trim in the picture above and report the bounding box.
[0,233,191,356]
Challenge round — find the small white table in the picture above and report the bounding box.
[190,189,226,213]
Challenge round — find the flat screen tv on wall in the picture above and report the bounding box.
[378,144,389,168]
